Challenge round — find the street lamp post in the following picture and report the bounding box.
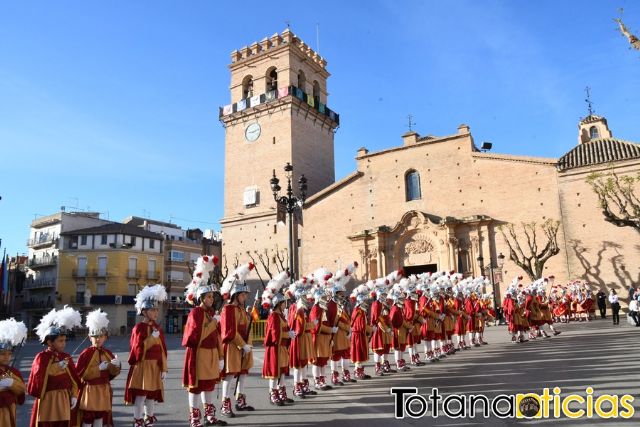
[270,163,307,281]
[477,252,506,323]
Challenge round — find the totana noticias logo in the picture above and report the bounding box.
[391,387,635,419]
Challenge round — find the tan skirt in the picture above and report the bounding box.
[299,332,313,361]
[197,348,221,381]
[38,389,70,422]
[128,359,163,392]
[80,383,111,412]
[0,405,16,427]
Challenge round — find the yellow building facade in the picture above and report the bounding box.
[58,223,164,334]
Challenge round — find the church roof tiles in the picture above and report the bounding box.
[557,138,640,171]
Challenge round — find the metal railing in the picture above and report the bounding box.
[127,269,141,279]
[91,269,109,278]
[147,270,160,280]
[27,235,58,248]
[72,269,88,278]
[23,299,55,310]
[27,256,58,268]
[24,278,56,289]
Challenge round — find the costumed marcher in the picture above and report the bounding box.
[349,284,372,380]
[389,284,411,371]
[124,284,168,427]
[182,255,227,427]
[287,277,316,398]
[0,318,27,427]
[328,262,358,385]
[261,272,294,406]
[28,305,82,427]
[76,309,121,427]
[309,268,336,391]
[219,263,256,417]
[405,277,426,366]
[537,281,561,337]
[370,279,392,375]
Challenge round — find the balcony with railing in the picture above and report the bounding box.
[127,269,141,279]
[219,85,339,125]
[23,298,55,311]
[91,269,109,278]
[27,255,58,269]
[24,277,57,289]
[147,270,160,280]
[27,235,58,248]
[72,269,88,278]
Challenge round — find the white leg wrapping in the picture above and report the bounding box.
[189,392,202,410]
[144,399,155,417]
[133,396,145,419]
[222,380,231,399]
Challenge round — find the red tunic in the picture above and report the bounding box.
[0,366,25,408]
[75,346,118,426]
[28,348,80,427]
[403,299,417,346]
[288,307,309,368]
[182,306,222,392]
[370,300,391,354]
[124,321,168,404]
[0,365,25,427]
[464,297,476,332]
[309,304,332,366]
[453,297,466,335]
[350,307,369,363]
[262,311,289,378]
[389,304,405,351]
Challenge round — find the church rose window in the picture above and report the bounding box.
[405,170,421,201]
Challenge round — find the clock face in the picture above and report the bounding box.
[245,122,261,142]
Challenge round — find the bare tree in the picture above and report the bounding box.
[273,244,288,273]
[586,169,640,233]
[246,250,267,289]
[498,219,561,281]
[614,13,640,51]
[255,249,274,280]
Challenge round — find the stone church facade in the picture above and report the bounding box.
[219,30,640,302]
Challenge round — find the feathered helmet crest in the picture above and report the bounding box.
[35,305,82,343]
[185,255,220,305]
[261,271,290,309]
[135,284,168,315]
[0,318,28,351]
[350,283,372,308]
[86,308,110,337]
[220,262,255,300]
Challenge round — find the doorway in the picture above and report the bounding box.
[402,263,438,276]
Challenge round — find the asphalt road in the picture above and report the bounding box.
[13,318,640,426]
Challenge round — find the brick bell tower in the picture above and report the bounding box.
[219,29,339,274]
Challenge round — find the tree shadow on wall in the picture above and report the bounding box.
[569,239,640,292]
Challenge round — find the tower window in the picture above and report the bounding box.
[266,68,278,92]
[297,70,306,91]
[242,75,254,99]
[405,170,421,201]
[313,81,320,98]
[589,126,599,140]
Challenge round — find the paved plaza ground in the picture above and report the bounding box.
[14,318,640,426]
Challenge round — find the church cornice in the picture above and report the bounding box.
[355,133,466,160]
[220,210,277,226]
[471,152,557,165]
[303,171,364,208]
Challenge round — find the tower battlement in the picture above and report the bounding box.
[230,28,327,69]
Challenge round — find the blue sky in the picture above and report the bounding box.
[1,1,638,256]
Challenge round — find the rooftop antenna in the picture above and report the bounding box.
[142,208,150,218]
[285,20,291,29]
[316,23,320,54]
[407,114,416,132]
[585,86,595,117]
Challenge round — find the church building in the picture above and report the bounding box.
[219,29,640,301]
